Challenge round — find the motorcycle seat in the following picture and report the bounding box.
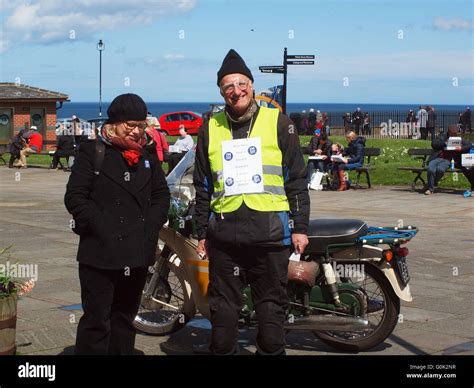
[305,219,368,254]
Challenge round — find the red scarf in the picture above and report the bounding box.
[100,127,154,166]
[110,136,146,166]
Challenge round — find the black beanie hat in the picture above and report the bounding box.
[107,93,148,124]
[217,49,254,86]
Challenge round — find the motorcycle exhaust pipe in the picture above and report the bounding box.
[284,315,370,332]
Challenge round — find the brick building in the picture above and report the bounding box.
[0,83,69,150]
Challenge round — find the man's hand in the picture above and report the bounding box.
[315,149,322,155]
[343,157,349,164]
[455,146,461,152]
[196,239,208,259]
[292,233,309,254]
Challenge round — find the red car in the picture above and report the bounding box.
[158,111,202,136]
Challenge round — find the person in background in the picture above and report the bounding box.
[15,126,43,169]
[427,106,437,141]
[425,125,472,195]
[331,131,365,191]
[147,115,169,164]
[416,106,428,140]
[460,107,471,135]
[328,142,343,188]
[343,112,352,132]
[362,113,371,136]
[322,112,329,135]
[352,108,364,135]
[299,110,309,135]
[304,128,332,184]
[64,93,170,355]
[8,129,27,168]
[307,108,316,132]
[51,123,76,170]
[167,126,194,173]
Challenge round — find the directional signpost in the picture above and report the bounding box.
[259,48,315,114]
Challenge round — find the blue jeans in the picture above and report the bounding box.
[333,162,363,172]
[307,160,328,183]
[427,158,450,191]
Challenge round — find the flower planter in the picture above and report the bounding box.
[0,293,17,355]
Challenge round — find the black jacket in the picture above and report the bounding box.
[64,140,170,269]
[55,135,76,156]
[305,137,333,158]
[429,134,472,166]
[343,136,366,164]
[193,106,310,246]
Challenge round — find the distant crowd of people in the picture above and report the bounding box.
[289,106,472,140]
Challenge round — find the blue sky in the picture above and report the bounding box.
[0,0,472,104]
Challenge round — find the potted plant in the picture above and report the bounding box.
[0,247,35,355]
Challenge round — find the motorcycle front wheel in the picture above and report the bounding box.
[314,262,400,352]
[134,246,196,335]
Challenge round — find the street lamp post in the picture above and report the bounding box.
[97,39,105,117]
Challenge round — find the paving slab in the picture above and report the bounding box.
[0,168,472,355]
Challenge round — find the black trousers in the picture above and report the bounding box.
[420,127,428,140]
[75,263,148,355]
[208,243,289,355]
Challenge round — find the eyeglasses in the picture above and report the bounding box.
[220,79,250,95]
[122,121,148,131]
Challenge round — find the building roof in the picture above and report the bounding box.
[0,83,69,101]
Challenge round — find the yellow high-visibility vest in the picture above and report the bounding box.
[208,106,289,213]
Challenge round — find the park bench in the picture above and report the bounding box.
[398,148,462,191]
[353,147,380,189]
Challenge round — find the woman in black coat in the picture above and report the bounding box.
[64,94,170,355]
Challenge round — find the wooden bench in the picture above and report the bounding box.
[353,147,380,189]
[398,148,462,191]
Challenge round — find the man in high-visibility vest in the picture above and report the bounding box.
[193,49,310,355]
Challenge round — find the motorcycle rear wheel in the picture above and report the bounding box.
[134,248,196,335]
[314,262,400,352]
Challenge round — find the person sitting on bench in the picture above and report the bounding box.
[425,125,472,195]
[8,129,27,168]
[15,126,43,169]
[331,131,365,191]
[305,128,332,184]
[167,127,194,173]
[50,128,76,170]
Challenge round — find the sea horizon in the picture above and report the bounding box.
[58,101,471,121]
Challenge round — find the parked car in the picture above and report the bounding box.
[158,111,202,136]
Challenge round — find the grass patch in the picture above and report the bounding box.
[3,136,469,189]
[300,136,469,189]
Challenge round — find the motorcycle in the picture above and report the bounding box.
[134,149,418,352]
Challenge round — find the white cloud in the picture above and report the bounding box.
[0,0,197,52]
[433,17,474,32]
[163,54,185,61]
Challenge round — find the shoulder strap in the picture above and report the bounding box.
[93,139,105,175]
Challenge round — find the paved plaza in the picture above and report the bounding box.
[0,167,472,355]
